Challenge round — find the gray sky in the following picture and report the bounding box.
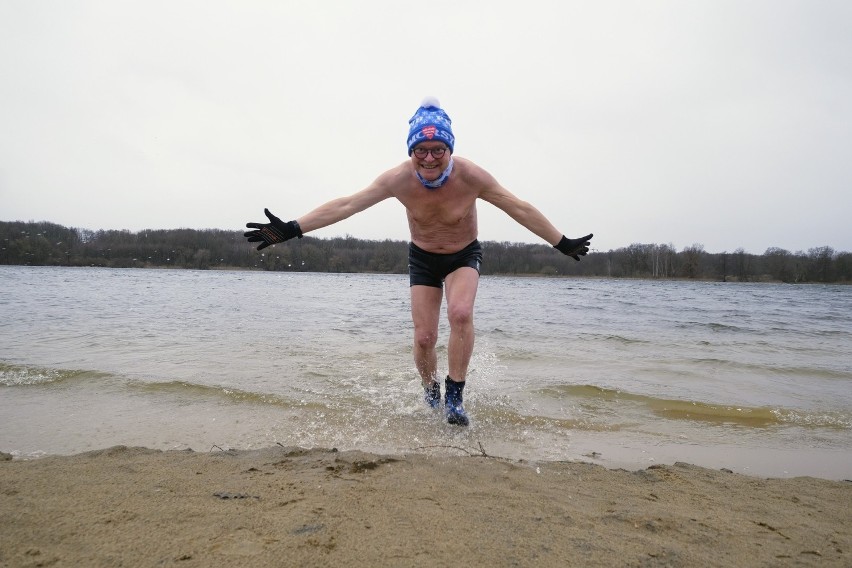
[1,0,850,254]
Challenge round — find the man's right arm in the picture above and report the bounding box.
[244,166,400,250]
[297,179,394,233]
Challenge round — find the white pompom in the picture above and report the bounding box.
[420,96,441,109]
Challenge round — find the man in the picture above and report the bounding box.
[245,97,592,427]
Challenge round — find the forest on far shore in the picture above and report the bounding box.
[1,220,849,283]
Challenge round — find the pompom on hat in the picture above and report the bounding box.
[407,96,455,155]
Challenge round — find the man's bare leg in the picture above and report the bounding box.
[410,284,443,389]
[444,267,480,382]
[441,267,479,426]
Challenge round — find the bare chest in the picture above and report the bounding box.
[396,179,478,225]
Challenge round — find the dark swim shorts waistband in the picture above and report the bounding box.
[408,240,482,288]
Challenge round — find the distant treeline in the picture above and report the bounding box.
[1,220,850,283]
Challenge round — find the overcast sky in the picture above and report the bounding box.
[1,0,850,254]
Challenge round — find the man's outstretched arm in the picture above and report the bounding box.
[479,175,593,261]
[295,183,392,234]
[244,171,396,250]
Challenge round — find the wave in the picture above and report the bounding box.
[676,321,751,333]
[474,402,625,433]
[619,355,852,383]
[536,384,851,429]
[0,362,106,387]
[582,333,651,345]
[124,379,327,410]
[0,363,329,412]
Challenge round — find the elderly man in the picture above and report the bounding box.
[245,97,592,426]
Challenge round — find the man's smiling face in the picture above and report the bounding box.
[411,142,450,182]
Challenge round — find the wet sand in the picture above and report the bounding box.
[1,446,850,567]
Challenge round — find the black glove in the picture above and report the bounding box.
[244,208,303,250]
[554,233,593,261]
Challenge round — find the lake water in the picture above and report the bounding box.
[1,266,850,479]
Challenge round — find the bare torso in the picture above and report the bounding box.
[389,157,483,253]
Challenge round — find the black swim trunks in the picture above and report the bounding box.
[408,240,483,288]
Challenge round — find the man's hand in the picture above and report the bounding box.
[554,233,593,261]
[244,208,303,250]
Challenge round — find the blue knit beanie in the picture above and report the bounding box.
[407,96,455,155]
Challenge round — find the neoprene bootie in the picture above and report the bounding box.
[424,381,441,408]
[444,376,469,426]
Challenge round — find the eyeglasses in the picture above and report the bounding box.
[412,146,448,159]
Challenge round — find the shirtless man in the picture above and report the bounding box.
[245,97,593,426]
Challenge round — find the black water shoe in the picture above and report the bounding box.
[424,381,441,408]
[444,376,469,427]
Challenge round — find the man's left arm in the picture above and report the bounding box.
[479,178,593,261]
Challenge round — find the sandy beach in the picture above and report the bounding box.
[1,446,850,567]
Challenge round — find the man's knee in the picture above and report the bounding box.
[414,328,438,350]
[447,303,474,328]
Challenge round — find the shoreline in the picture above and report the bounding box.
[2,445,850,567]
[5,262,852,285]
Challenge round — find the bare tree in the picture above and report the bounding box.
[680,244,705,279]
